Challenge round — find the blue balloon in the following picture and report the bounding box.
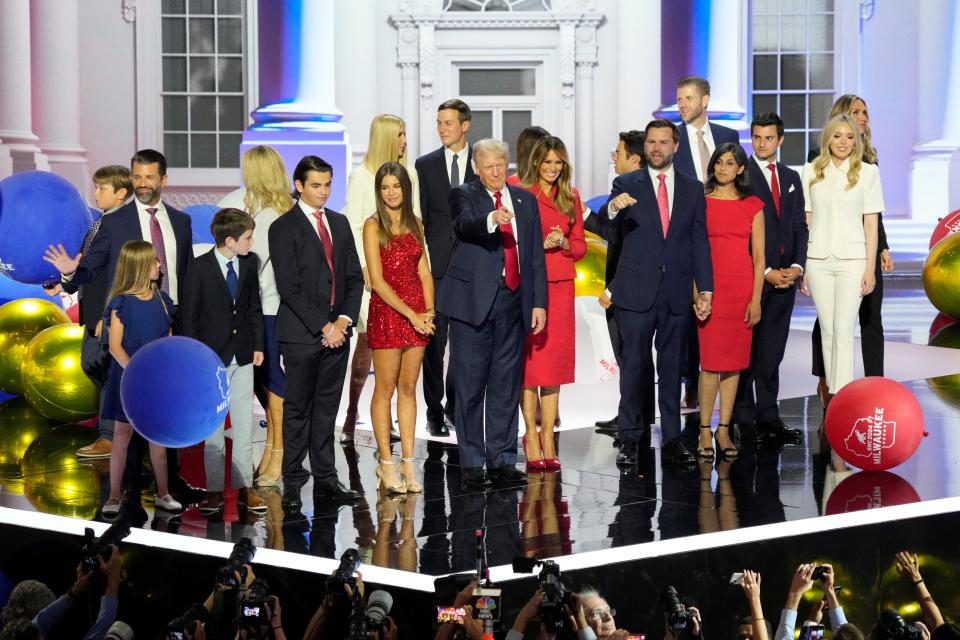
[0,171,92,284]
[585,194,608,215]
[184,204,219,244]
[89,206,102,222]
[120,336,229,447]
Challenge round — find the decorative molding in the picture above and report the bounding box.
[163,188,235,208]
[559,22,575,108]
[121,0,136,23]
[418,22,437,105]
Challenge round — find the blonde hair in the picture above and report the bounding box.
[519,136,576,224]
[241,145,294,216]
[363,114,407,174]
[810,115,864,191]
[110,241,165,314]
[472,139,509,164]
[828,94,878,164]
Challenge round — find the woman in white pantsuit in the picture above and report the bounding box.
[801,114,884,404]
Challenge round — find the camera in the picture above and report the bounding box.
[811,566,828,581]
[513,558,573,631]
[166,604,209,640]
[81,518,131,572]
[660,586,693,633]
[877,609,924,640]
[237,578,275,630]
[326,548,361,595]
[347,589,394,640]
[215,537,256,587]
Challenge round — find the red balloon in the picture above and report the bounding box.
[65,303,79,323]
[929,208,960,249]
[929,313,956,341]
[825,471,920,515]
[825,377,925,471]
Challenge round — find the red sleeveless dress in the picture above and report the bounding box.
[367,232,430,349]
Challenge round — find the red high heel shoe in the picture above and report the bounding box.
[523,435,547,471]
[543,457,561,470]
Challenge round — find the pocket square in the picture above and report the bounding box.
[788,184,796,193]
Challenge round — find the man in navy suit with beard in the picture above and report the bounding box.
[438,138,547,490]
[600,119,713,468]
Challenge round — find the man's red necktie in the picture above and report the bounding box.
[494,191,520,291]
[312,210,336,305]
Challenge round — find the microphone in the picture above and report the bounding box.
[366,590,394,626]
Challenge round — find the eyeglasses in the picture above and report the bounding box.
[589,608,616,621]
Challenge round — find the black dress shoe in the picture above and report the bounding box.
[169,475,205,505]
[488,466,527,486]
[460,468,492,490]
[313,481,360,503]
[426,419,450,437]
[617,440,639,466]
[595,415,619,435]
[662,438,696,466]
[281,486,302,511]
[758,419,803,444]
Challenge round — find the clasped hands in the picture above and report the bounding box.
[544,225,567,250]
[320,318,350,349]
[409,310,436,335]
[693,292,712,321]
[765,267,802,289]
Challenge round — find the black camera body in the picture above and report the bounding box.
[166,604,209,640]
[811,566,827,581]
[878,609,924,640]
[538,560,574,630]
[216,538,256,587]
[327,548,361,596]
[661,586,693,633]
[237,578,275,630]
[81,519,130,573]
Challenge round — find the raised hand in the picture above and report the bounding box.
[43,244,81,276]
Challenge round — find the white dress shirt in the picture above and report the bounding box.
[687,120,717,183]
[213,247,239,365]
[752,155,804,276]
[444,145,469,187]
[217,187,281,316]
[484,184,521,273]
[135,198,180,305]
[298,200,353,326]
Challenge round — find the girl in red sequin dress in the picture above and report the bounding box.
[363,161,435,494]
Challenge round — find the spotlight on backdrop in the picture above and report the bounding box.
[923,232,960,320]
[0,171,92,284]
[120,336,229,448]
[824,377,925,471]
[0,299,71,396]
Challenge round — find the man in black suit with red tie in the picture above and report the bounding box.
[734,113,807,444]
[438,139,547,489]
[416,98,478,438]
[269,156,364,510]
[673,76,740,410]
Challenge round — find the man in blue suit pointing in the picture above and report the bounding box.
[600,120,714,468]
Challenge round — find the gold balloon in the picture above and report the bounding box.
[21,324,98,422]
[574,231,608,298]
[21,424,100,519]
[0,298,71,395]
[927,322,960,411]
[0,397,57,476]
[923,233,960,320]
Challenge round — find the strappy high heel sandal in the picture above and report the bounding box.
[376,457,407,494]
[399,457,422,493]
[715,424,739,460]
[697,425,715,460]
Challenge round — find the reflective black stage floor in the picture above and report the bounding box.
[2,372,959,579]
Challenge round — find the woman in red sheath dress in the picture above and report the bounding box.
[515,136,586,470]
[696,142,766,461]
[363,161,435,494]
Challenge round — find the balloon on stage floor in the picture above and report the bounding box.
[0,397,56,477]
[825,377,925,471]
[120,336,230,448]
[21,324,98,422]
[929,208,960,249]
[20,423,99,519]
[825,470,921,514]
[923,232,960,320]
[0,171,92,284]
[0,299,70,395]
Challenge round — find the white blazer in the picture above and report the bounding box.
[801,159,884,260]
[342,163,422,269]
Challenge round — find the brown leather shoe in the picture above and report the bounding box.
[198,491,224,515]
[76,437,112,459]
[238,488,267,515]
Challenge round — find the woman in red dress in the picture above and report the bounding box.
[697,142,765,460]
[363,161,435,494]
[515,136,586,470]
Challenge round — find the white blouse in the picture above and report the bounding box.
[801,159,884,260]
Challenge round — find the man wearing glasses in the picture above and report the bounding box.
[580,588,632,639]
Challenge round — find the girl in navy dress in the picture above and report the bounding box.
[101,240,179,515]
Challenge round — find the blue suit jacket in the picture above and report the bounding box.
[747,158,808,273]
[674,121,740,181]
[437,180,547,328]
[601,168,712,314]
[65,200,193,303]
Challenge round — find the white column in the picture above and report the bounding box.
[910,0,960,223]
[615,0,660,185]
[703,0,748,126]
[574,16,600,196]
[30,0,89,190]
[401,63,420,156]
[0,0,47,175]
[335,0,379,168]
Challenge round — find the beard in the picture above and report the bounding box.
[646,151,674,170]
[136,187,159,204]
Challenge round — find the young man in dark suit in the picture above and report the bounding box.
[438,138,547,489]
[44,149,198,504]
[269,156,364,510]
[600,119,713,468]
[734,113,808,445]
[415,98,478,437]
[181,208,265,515]
[673,76,740,410]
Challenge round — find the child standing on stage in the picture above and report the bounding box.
[101,240,178,516]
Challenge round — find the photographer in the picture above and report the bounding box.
[434,580,477,640]
[303,572,364,640]
[234,579,285,640]
[579,588,632,640]
[660,587,702,640]
[739,571,767,640]
[502,590,595,640]
[0,545,122,639]
[774,564,846,640]
[895,551,944,633]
